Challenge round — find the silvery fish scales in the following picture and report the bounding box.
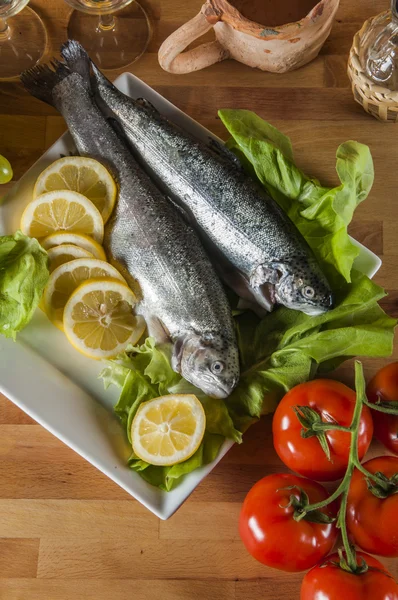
[21,43,240,399]
[89,62,333,316]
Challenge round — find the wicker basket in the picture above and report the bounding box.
[348,11,398,123]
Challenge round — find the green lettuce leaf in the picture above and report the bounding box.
[228,271,395,431]
[127,432,225,491]
[0,230,49,339]
[219,109,374,287]
[99,337,242,488]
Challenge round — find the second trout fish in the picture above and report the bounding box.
[82,45,333,317]
[21,42,240,399]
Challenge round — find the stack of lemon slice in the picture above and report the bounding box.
[21,156,145,360]
[21,156,206,467]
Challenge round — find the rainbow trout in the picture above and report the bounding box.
[21,44,240,399]
[83,45,333,316]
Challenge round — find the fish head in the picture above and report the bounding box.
[173,333,240,399]
[274,258,333,315]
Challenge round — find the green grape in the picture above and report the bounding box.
[0,154,13,184]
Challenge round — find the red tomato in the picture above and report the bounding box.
[301,552,398,600]
[239,473,338,572]
[272,379,374,481]
[347,456,398,557]
[367,362,398,455]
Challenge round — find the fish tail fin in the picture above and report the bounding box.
[87,56,122,119]
[61,40,116,102]
[20,61,69,107]
[90,58,116,94]
[60,40,91,83]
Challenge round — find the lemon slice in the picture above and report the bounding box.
[42,258,126,330]
[64,278,146,360]
[34,156,117,223]
[20,190,104,243]
[131,394,206,466]
[41,232,106,261]
[47,244,94,272]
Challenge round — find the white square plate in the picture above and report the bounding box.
[0,73,382,519]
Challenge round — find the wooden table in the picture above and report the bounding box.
[1,0,398,598]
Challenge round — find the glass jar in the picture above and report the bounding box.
[359,0,398,90]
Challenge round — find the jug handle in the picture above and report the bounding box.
[158,7,229,74]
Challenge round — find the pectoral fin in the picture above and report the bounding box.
[140,313,170,344]
[237,297,269,318]
[248,264,282,311]
[171,336,185,373]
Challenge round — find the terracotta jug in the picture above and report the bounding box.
[159,0,340,74]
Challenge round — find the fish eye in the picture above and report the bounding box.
[303,286,315,299]
[211,361,225,375]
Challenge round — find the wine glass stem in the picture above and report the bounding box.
[0,18,9,40]
[98,14,116,32]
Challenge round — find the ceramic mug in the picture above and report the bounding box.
[159,0,340,74]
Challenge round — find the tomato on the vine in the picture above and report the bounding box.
[367,362,398,455]
[272,379,373,481]
[301,551,398,600]
[239,473,338,572]
[347,456,398,557]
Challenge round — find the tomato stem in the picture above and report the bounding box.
[337,493,357,572]
[294,362,398,573]
[294,362,370,573]
[312,423,351,433]
[353,461,380,482]
[335,362,366,572]
[294,471,349,519]
[294,405,351,462]
[363,397,398,415]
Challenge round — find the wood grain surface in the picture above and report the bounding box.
[1,0,398,598]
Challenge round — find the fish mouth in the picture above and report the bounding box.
[185,375,237,399]
[302,294,334,315]
[204,376,238,399]
[300,305,329,316]
[207,386,231,400]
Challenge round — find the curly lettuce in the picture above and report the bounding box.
[229,270,395,431]
[0,231,49,339]
[100,338,241,491]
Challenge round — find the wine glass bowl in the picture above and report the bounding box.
[0,0,47,80]
[64,0,134,13]
[63,0,151,70]
[0,0,30,18]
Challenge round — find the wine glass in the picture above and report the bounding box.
[64,0,151,70]
[0,0,47,80]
